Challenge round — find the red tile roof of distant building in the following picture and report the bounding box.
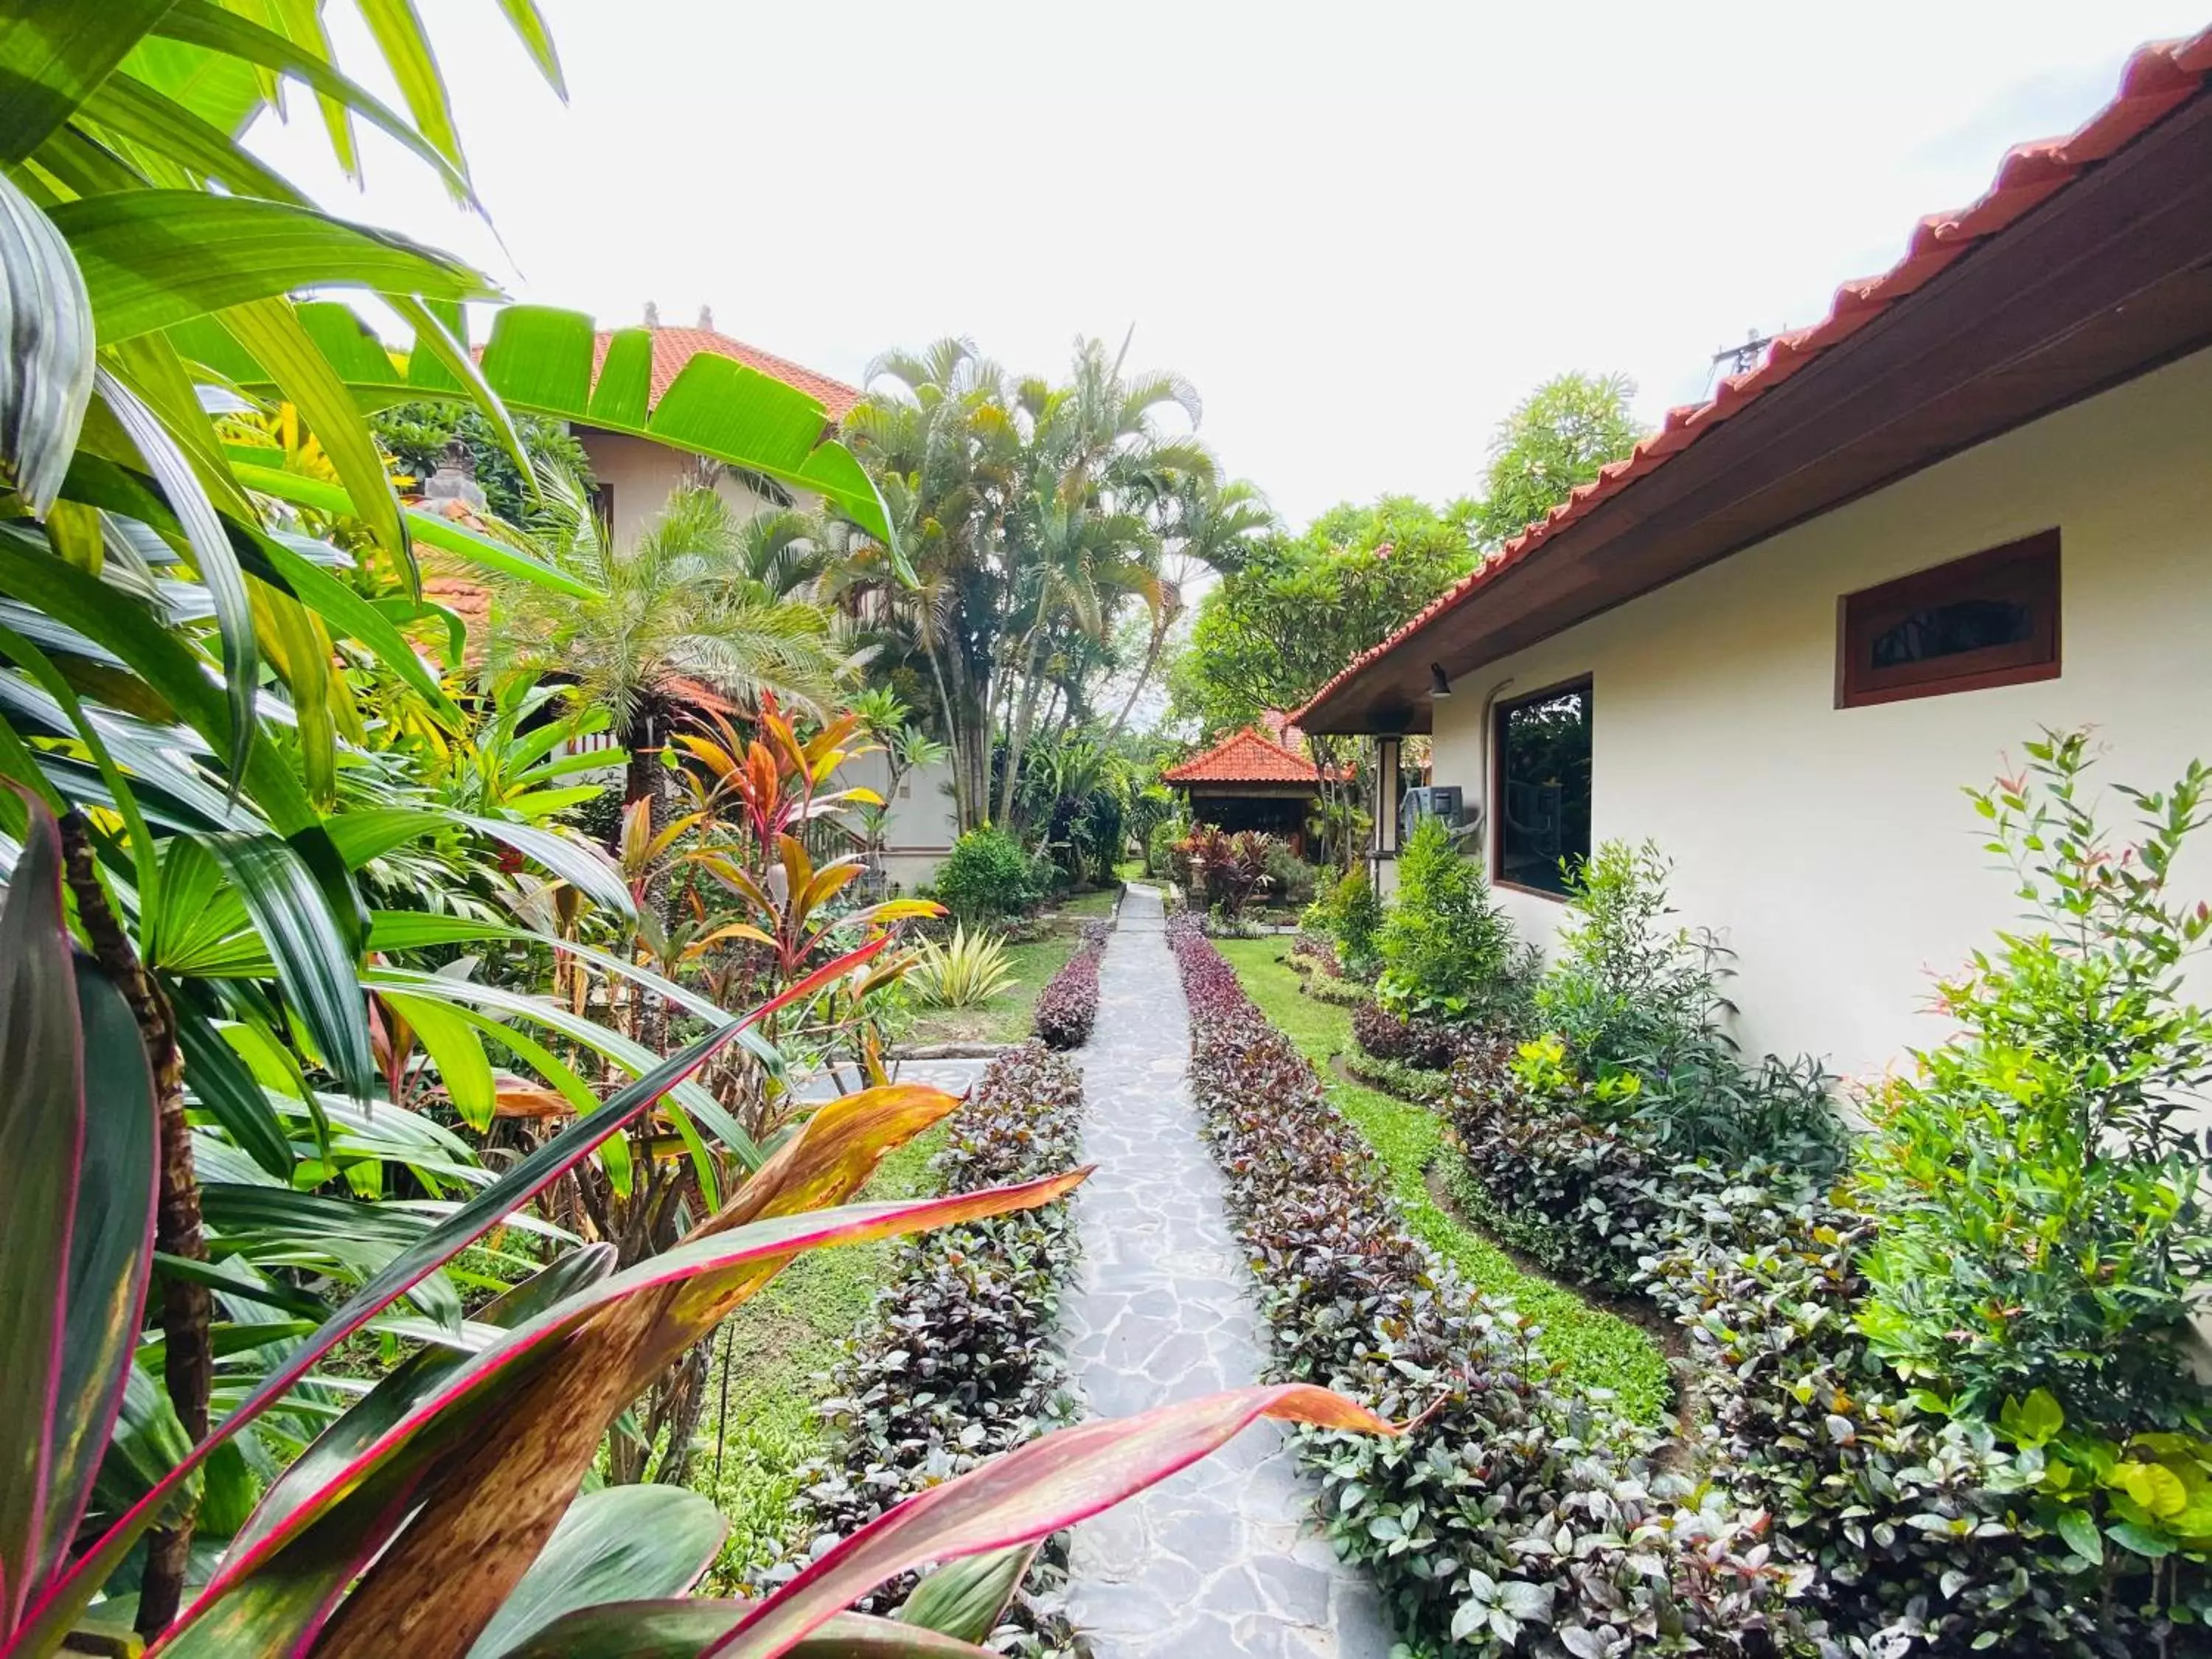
[1164,725,1331,786]
[1292,25,2212,726]
[590,327,864,420]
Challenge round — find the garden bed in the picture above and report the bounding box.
[1175,920,1797,1654]
[1211,939,1668,1416]
[902,893,1117,1048]
[771,1041,1090,1649]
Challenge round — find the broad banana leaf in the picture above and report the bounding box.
[194,301,900,554]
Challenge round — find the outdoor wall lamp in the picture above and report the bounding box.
[1429,663,1453,699]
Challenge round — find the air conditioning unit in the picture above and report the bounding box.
[1399,784,1470,843]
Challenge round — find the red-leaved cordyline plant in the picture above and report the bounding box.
[0,794,1401,1659]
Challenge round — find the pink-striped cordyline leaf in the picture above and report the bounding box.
[706,1385,1402,1659]
[0,800,159,1643]
[153,1172,1088,1656]
[7,935,889,1659]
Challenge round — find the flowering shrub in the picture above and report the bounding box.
[785,1042,1088,1651]
[1032,919,1110,1049]
[1167,916,1809,1656]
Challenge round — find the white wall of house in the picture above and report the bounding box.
[574,429,817,546]
[1427,344,2212,1086]
[836,750,960,891]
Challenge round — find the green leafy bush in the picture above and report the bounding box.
[1262,841,1319,908]
[1144,815,1184,878]
[1324,868,1383,973]
[933,826,1044,924]
[1537,839,1723,1071]
[1854,731,2212,1430]
[1169,917,1808,1654]
[1374,815,1533,1026]
[1535,839,1846,1169]
[786,1043,1088,1650]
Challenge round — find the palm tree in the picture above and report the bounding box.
[490,473,850,807]
[1102,476,1274,742]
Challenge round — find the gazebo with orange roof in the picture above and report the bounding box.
[1161,718,1335,856]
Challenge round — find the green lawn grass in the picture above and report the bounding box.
[693,1124,944,1585]
[1212,939,1670,1425]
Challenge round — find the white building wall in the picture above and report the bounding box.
[1426,345,2212,1085]
[574,429,819,546]
[836,750,959,891]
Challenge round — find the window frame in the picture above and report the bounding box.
[1489,673,1594,902]
[1835,529,2061,709]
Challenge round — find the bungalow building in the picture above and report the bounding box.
[1163,717,1338,857]
[1293,29,2212,1081]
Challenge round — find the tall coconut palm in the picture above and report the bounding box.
[490,474,851,807]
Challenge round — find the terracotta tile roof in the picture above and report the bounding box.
[1164,725,1329,787]
[590,327,864,421]
[1293,27,2212,726]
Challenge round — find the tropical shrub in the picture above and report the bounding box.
[1325,867,1385,975]
[1854,732,2212,1430]
[1033,920,1110,1050]
[786,1043,1089,1649]
[934,826,1044,925]
[1262,841,1319,908]
[1145,814,1186,878]
[1166,917,1810,1655]
[0,801,1397,1659]
[1533,840,1846,1169]
[908,925,1018,1009]
[1175,824,1278,917]
[1374,815,1534,1026]
[1351,998,1469,1071]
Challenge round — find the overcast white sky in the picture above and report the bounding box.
[248,1,2208,528]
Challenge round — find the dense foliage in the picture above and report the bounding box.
[935,826,1049,924]
[1324,868,1385,975]
[1169,917,1809,1655]
[1468,372,1645,551]
[1032,919,1110,1049]
[1170,496,1478,736]
[370,400,594,523]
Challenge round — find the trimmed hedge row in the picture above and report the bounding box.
[1166,917,1804,1655]
[777,1042,1088,1652]
[1033,919,1110,1049]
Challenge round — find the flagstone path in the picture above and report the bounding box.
[1059,886,1397,1659]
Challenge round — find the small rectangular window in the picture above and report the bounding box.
[1837,530,2059,708]
[1492,678,1593,897]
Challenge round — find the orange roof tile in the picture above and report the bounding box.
[1293,26,2212,726]
[590,327,863,420]
[1164,726,1329,787]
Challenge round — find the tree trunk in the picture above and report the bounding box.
[60,817,208,1638]
[995,625,1050,827]
[1102,616,1169,745]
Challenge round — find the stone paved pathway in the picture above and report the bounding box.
[1060,886,1397,1659]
